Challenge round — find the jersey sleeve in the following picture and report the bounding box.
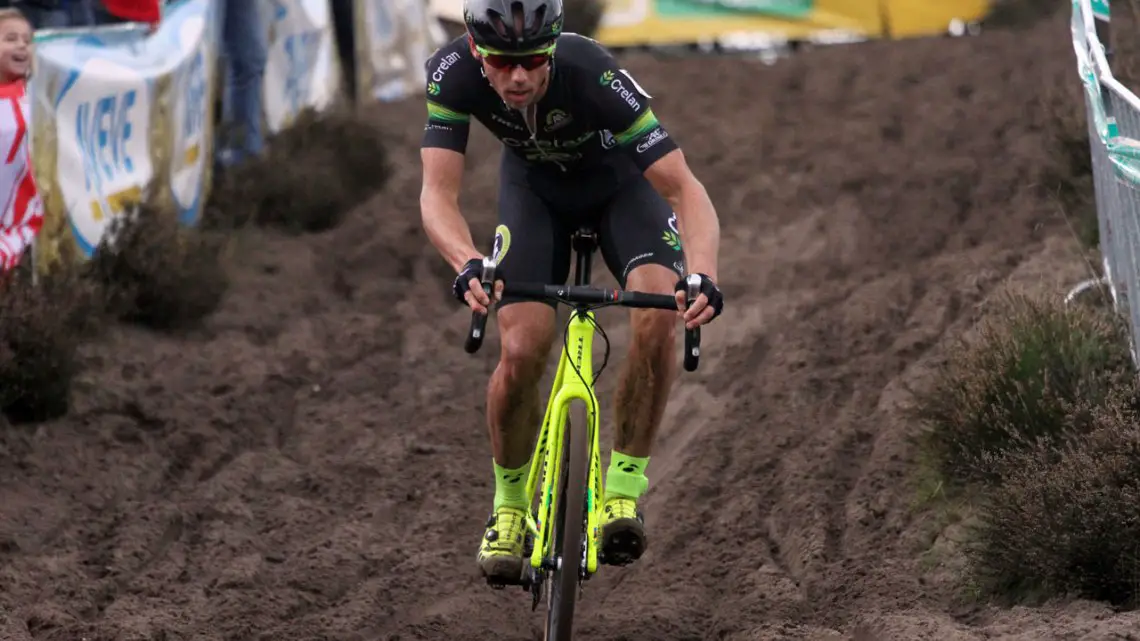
[421,47,472,153]
[582,45,678,170]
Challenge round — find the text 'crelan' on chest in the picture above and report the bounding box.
[76,89,141,219]
[432,51,462,83]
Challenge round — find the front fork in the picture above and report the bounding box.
[523,309,604,579]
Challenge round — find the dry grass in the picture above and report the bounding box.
[85,202,230,331]
[204,107,391,235]
[909,293,1132,487]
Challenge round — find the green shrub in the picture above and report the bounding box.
[908,293,1132,486]
[85,202,230,331]
[982,0,1062,29]
[205,107,391,234]
[966,386,1140,606]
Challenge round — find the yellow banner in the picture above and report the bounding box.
[429,0,990,46]
[596,0,991,46]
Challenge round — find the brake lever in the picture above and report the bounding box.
[683,274,701,371]
[464,256,497,354]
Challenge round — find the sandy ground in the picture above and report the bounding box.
[4,13,1140,641]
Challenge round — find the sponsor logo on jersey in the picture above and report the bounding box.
[431,51,461,83]
[544,109,572,131]
[636,127,669,154]
[599,69,646,111]
[501,131,594,164]
[600,129,617,149]
[491,113,525,131]
[500,130,595,150]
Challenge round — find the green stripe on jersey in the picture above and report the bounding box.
[427,101,470,124]
[614,109,660,146]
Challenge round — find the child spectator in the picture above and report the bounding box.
[0,7,40,274]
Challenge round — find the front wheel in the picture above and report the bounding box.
[544,402,588,641]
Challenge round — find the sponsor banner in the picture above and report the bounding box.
[166,0,220,226]
[427,0,988,46]
[30,0,218,275]
[353,0,446,103]
[597,0,871,46]
[598,0,989,45]
[878,0,989,38]
[261,0,342,132]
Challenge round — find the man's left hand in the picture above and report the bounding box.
[674,273,724,329]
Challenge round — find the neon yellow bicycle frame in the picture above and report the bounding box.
[524,308,604,576]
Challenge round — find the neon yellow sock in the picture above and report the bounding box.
[493,459,531,511]
[605,451,650,501]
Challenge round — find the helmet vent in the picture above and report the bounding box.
[487,11,511,40]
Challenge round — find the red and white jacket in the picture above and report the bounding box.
[0,78,42,273]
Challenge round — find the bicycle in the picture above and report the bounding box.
[463,225,702,641]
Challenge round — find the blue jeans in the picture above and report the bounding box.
[217,0,267,168]
[16,1,94,29]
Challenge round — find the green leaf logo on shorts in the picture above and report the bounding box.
[427,82,441,96]
[662,230,682,251]
[599,70,614,85]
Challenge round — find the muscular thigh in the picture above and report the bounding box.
[597,174,686,289]
[494,167,572,310]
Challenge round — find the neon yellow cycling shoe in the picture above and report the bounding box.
[477,505,528,585]
[601,496,647,566]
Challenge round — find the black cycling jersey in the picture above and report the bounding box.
[420,32,679,175]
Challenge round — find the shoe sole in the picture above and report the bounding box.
[601,518,646,566]
[479,555,526,587]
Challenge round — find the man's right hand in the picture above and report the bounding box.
[453,258,503,315]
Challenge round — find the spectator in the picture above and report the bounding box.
[216,0,266,170]
[9,0,93,29]
[91,0,159,29]
[0,8,42,274]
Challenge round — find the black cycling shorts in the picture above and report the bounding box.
[491,151,685,309]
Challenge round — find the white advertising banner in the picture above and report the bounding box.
[260,0,343,133]
[166,0,219,226]
[353,0,446,103]
[30,0,219,270]
[429,0,464,23]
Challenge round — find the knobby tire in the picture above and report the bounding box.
[544,402,589,641]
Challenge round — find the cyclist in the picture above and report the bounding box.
[419,0,725,586]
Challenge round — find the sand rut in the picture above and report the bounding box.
[7,12,1140,641]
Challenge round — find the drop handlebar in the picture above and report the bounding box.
[463,270,702,372]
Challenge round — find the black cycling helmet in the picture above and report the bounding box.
[464,0,564,52]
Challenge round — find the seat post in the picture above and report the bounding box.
[571,226,598,287]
